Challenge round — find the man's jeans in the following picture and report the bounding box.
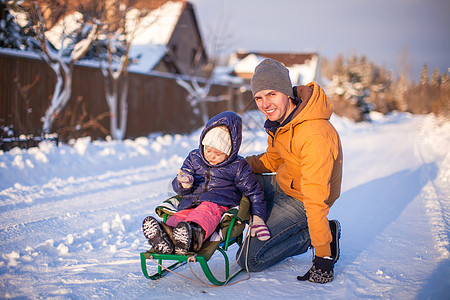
[237,174,311,272]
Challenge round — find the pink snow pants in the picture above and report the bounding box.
[166,201,228,238]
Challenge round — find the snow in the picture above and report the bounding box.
[43,1,183,51]
[0,111,449,299]
[9,1,183,74]
[0,47,41,60]
[128,44,167,73]
[130,1,183,46]
[228,53,319,86]
[45,12,84,50]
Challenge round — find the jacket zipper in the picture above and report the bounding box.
[268,130,276,147]
[194,167,210,206]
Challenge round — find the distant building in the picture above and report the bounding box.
[224,51,322,86]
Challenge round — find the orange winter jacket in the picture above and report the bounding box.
[247,81,343,257]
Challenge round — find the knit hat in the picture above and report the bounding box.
[202,126,231,156]
[251,58,294,98]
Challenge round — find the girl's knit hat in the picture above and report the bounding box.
[202,126,231,156]
[251,58,294,98]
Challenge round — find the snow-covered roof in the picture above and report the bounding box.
[42,1,184,71]
[127,1,183,71]
[130,1,183,46]
[287,56,319,86]
[45,12,84,49]
[44,1,183,47]
[233,53,266,74]
[228,52,321,86]
[212,65,244,85]
[128,44,167,73]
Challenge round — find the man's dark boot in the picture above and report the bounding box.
[329,220,341,263]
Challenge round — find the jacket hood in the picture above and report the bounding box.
[293,82,332,124]
[199,111,242,166]
[272,82,333,152]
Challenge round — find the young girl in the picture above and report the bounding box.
[142,111,270,254]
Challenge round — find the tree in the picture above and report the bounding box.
[420,64,429,86]
[1,0,39,50]
[13,0,101,134]
[431,67,441,88]
[95,0,170,140]
[175,7,232,126]
[176,77,229,125]
[0,5,26,49]
[392,46,412,111]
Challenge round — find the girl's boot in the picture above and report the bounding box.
[142,216,174,254]
[190,223,205,252]
[173,221,192,255]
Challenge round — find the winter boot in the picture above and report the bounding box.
[173,221,192,255]
[142,216,174,254]
[190,223,206,252]
[160,221,175,245]
[297,256,334,283]
[329,219,341,263]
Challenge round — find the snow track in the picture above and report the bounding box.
[0,112,449,299]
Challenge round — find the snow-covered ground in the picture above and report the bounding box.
[0,111,449,299]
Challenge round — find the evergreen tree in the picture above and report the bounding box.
[0,9,25,49]
[0,4,39,50]
[431,67,440,88]
[420,64,429,86]
[441,73,449,90]
[334,54,345,76]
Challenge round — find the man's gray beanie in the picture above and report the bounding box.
[251,58,294,98]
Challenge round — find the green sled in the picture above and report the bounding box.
[140,195,251,286]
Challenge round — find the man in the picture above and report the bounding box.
[237,58,343,283]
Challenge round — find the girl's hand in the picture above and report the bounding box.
[177,169,193,189]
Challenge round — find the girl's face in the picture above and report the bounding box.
[203,145,228,165]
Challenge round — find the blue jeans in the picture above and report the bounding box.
[237,174,311,272]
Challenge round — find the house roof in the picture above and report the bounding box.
[234,51,318,68]
[229,51,321,86]
[37,1,186,72]
[9,0,207,76]
[128,1,185,72]
[26,0,184,30]
[131,1,185,46]
[43,1,184,48]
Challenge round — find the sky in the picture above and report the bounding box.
[188,0,450,82]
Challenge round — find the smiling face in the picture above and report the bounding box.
[203,145,228,165]
[254,89,296,123]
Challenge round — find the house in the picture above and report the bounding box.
[16,0,208,77]
[225,51,322,86]
[128,0,208,76]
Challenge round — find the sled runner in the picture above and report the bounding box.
[140,195,251,286]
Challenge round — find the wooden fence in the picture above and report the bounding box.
[0,50,256,144]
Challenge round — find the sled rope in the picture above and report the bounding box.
[186,225,252,287]
[241,221,253,274]
[148,255,207,285]
[148,225,252,287]
[186,256,219,287]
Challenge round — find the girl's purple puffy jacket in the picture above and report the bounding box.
[172,111,267,221]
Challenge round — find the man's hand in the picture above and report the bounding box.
[297,256,334,283]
